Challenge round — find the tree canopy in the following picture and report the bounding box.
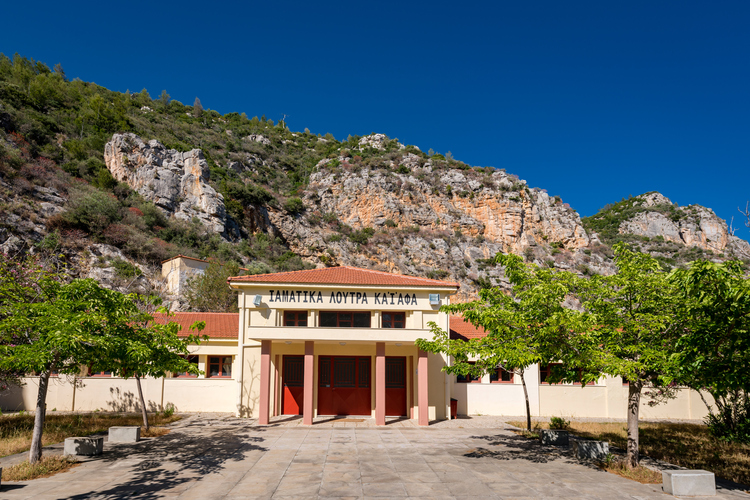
[573,242,685,466]
[183,260,242,312]
[673,259,750,443]
[0,253,203,462]
[417,253,585,431]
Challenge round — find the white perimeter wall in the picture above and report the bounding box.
[452,367,713,421]
[2,376,236,413]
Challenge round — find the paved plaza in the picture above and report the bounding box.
[0,415,748,499]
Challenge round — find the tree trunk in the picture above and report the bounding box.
[135,374,149,431]
[29,370,51,464]
[519,369,531,432]
[626,381,642,468]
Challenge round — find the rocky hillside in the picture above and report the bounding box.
[1,53,748,307]
[582,192,750,269]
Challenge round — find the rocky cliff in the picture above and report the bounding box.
[617,192,750,258]
[583,191,750,267]
[104,133,231,236]
[264,154,613,299]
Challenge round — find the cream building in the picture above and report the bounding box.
[161,255,211,295]
[1,266,712,422]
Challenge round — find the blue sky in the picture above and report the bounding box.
[3,1,750,235]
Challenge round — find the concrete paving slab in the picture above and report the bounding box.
[1,414,748,499]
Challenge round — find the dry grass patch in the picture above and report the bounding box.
[0,413,180,458]
[1,455,80,482]
[509,420,750,486]
[602,459,662,484]
[141,426,171,438]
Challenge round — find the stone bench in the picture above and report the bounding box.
[540,429,569,446]
[572,439,609,461]
[662,469,716,496]
[108,426,141,443]
[63,436,104,457]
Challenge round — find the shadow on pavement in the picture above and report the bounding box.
[61,426,268,500]
[467,432,602,469]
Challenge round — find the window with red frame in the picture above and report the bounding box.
[490,367,514,383]
[173,355,199,378]
[540,363,583,384]
[382,312,405,328]
[284,311,308,326]
[88,368,112,377]
[456,362,480,383]
[208,356,232,378]
[320,311,371,328]
[539,363,562,384]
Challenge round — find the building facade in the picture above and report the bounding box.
[229,266,460,425]
[1,266,712,422]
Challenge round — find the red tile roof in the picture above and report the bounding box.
[449,315,488,341]
[151,312,239,339]
[228,266,460,288]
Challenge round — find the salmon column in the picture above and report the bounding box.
[418,349,429,426]
[303,341,314,425]
[258,340,272,425]
[375,342,386,425]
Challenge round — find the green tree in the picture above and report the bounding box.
[192,97,203,118]
[100,294,204,430]
[183,260,242,312]
[673,260,750,443]
[416,253,585,431]
[159,90,170,108]
[0,254,203,462]
[0,271,130,462]
[574,243,684,467]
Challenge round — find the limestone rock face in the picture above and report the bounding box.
[357,133,405,151]
[308,168,589,253]
[104,133,228,235]
[618,194,750,258]
[274,167,597,298]
[243,134,271,146]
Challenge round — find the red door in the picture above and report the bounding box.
[282,355,304,415]
[385,357,407,417]
[318,356,371,415]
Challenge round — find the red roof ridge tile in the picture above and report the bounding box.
[227,265,460,288]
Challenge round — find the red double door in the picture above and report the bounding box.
[282,355,407,417]
[318,356,371,416]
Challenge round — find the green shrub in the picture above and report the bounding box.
[549,416,570,430]
[705,392,750,444]
[349,227,375,245]
[93,168,117,190]
[162,403,175,417]
[139,203,168,230]
[384,219,397,228]
[111,258,142,278]
[283,197,305,215]
[426,269,449,280]
[37,230,60,251]
[62,188,122,234]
